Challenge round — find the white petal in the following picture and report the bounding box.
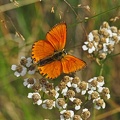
[97,87,103,92]
[82,108,88,112]
[27,84,33,88]
[72,83,77,88]
[91,86,96,90]
[60,110,66,114]
[107,29,112,37]
[27,93,33,98]
[14,71,20,77]
[112,33,117,36]
[63,104,67,109]
[69,110,74,117]
[62,87,68,95]
[103,44,108,52]
[69,97,75,102]
[102,102,106,109]
[67,82,71,87]
[28,70,35,74]
[27,57,32,62]
[76,87,80,93]
[49,107,53,110]
[95,105,101,110]
[81,90,86,95]
[106,94,110,99]
[37,100,42,105]
[11,65,17,70]
[26,63,32,67]
[84,41,89,44]
[21,67,27,76]
[21,56,25,59]
[26,57,32,67]
[42,104,47,109]
[88,48,94,53]
[55,86,60,91]
[82,45,88,51]
[88,32,94,41]
[23,81,28,86]
[55,92,59,99]
[53,101,55,107]
[98,81,105,87]
[118,35,120,41]
[88,78,94,82]
[43,99,47,103]
[88,95,91,100]
[60,115,64,120]
[75,105,81,110]
[88,90,93,94]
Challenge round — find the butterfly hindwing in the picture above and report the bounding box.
[39,60,62,79]
[61,55,86,74]
[46,22,67,51]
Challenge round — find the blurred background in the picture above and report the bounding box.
[0,0,120,120]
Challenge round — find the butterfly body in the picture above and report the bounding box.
[32,22,86,79]
[38,49,67,66]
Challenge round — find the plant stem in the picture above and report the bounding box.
[92,105,96,120]
[99,63,104,76]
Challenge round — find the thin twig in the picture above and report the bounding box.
[77,4,120,24]
[0,0,40,12]
[64,0,88,37]
[96,107,120,120]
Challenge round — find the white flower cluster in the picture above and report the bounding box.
[82,21,120,60]
[11,57,36,77]
[88,76,110,110]
[11,57,110,120]
[26,76,91,120]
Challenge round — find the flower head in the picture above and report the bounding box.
[42,99,55,109]
[88,76,105,90]
[47,89,59,99]
[98,87,110,99]
[60,110,74,120]
[28,92,42,105]
[73,115,82,120]
[71,76,81,88]
[76,81,88,95]
[81,108,90,120]
[93,98,106,110]
[20,57,32,67]
[27,64,36,74]
[11,64,27,77]
[70,98,82,110]
[23,78,36,88]
[55,98,67,109]
[88,90,100,101]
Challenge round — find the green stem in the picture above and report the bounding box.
[99,63,104,76]
[92,105,96,120]
[103,52,120,63]
[99,52,120,76]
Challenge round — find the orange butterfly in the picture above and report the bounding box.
[32,22,86,79]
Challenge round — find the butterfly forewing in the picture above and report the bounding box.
[32,40,54,63]
[46,22,67,51]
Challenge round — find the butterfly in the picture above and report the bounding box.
[32,22,86,79]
